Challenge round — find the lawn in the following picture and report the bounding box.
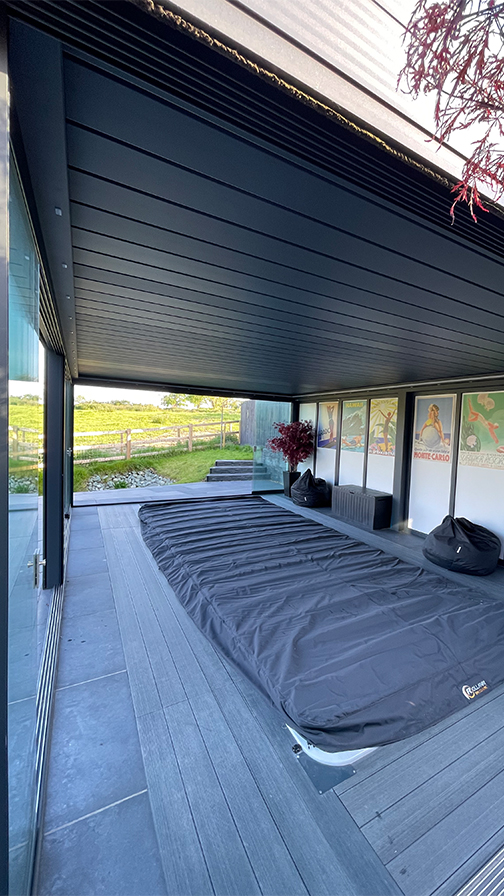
[73,444,254,491]
[10,400,240,439]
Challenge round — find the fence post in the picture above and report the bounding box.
[126,429,132,460]
[120,431,124,455]
[223,425,226,448]
[12,426,18,458]
[188,424,193,452]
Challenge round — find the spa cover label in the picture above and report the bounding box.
[462,680,488,700]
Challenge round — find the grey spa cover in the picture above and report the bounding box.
[139,497,504,751]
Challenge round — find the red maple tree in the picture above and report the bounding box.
[400,0,504,221]
[267,420,314,471]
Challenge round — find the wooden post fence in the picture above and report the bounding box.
[72,419,241,463]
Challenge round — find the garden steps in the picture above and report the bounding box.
[206,460,270,482]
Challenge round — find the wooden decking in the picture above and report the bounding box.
[39,497,504,896]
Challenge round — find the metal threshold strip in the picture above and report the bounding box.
[456,845,504,896]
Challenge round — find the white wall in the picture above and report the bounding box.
[315,448,337,485]
[455,465,504,557]
[366,454,395,493]
[339,451,364,486]
[408,458,452,534]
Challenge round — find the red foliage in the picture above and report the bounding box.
[266,420,314,471]
[400,0,504,220]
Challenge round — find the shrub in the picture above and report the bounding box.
[266,420,314,471]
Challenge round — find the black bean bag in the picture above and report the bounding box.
[423,515,501,576]
[291,468,331,507]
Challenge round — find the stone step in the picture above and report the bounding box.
[206,472,271,482]
[214,459,254,466]
[208,464,266,474]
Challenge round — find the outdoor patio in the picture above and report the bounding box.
[37,487,504,896]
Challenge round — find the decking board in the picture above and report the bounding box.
[337,690,504,824]
[385,772,504,896]
[362,724,504,863]
[164,699,262,896]
[123,524,233,693]
[102,527,162,718]
[108,527,188,709]
[136,708,213,896]
[188,687,310,896]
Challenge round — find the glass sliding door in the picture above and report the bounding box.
[63,379,73,515]
[252,400,292,492]
[8,166,43,895]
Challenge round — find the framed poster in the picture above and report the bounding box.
[412,395,454,463]
[368,397,398,457]
[317,402,339,449]
[459,391,504,469]
[340,400,366,452]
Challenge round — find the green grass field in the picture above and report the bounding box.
[10,400,239,435]
[73,444,253,491]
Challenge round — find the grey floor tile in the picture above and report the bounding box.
[57,608,125,688]
[68,527,104,551]
[44,672,146,830]
[8,623,38,703]
[8,696,37,850]
[9,843,31,896]
[69,515,101,532]
[71,505,99,516]
[63,573,114,619]
[39,791,167,896]
[66,546,108,578]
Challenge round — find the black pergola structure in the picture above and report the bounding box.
[2,1,504,894]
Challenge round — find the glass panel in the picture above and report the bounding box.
[366,397,398,493]
[8,167,42,895]
[252,400,291,492]
[339,399,367,486]
[315,402,338,485]
[408,394,455,533]
[298,402,317,475]
[63,379,73,514]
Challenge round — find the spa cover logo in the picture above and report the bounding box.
[462,680,488,700]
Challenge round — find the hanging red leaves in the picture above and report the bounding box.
[400,0,504,220]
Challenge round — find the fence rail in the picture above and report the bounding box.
[73,420,241,464]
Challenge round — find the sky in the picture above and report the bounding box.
[73,385,166,405]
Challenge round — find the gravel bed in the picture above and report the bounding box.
[9,475,38,494]
[86,469,174,491]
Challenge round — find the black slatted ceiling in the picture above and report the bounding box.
[7,0,504,395]
[8,0,504,249]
